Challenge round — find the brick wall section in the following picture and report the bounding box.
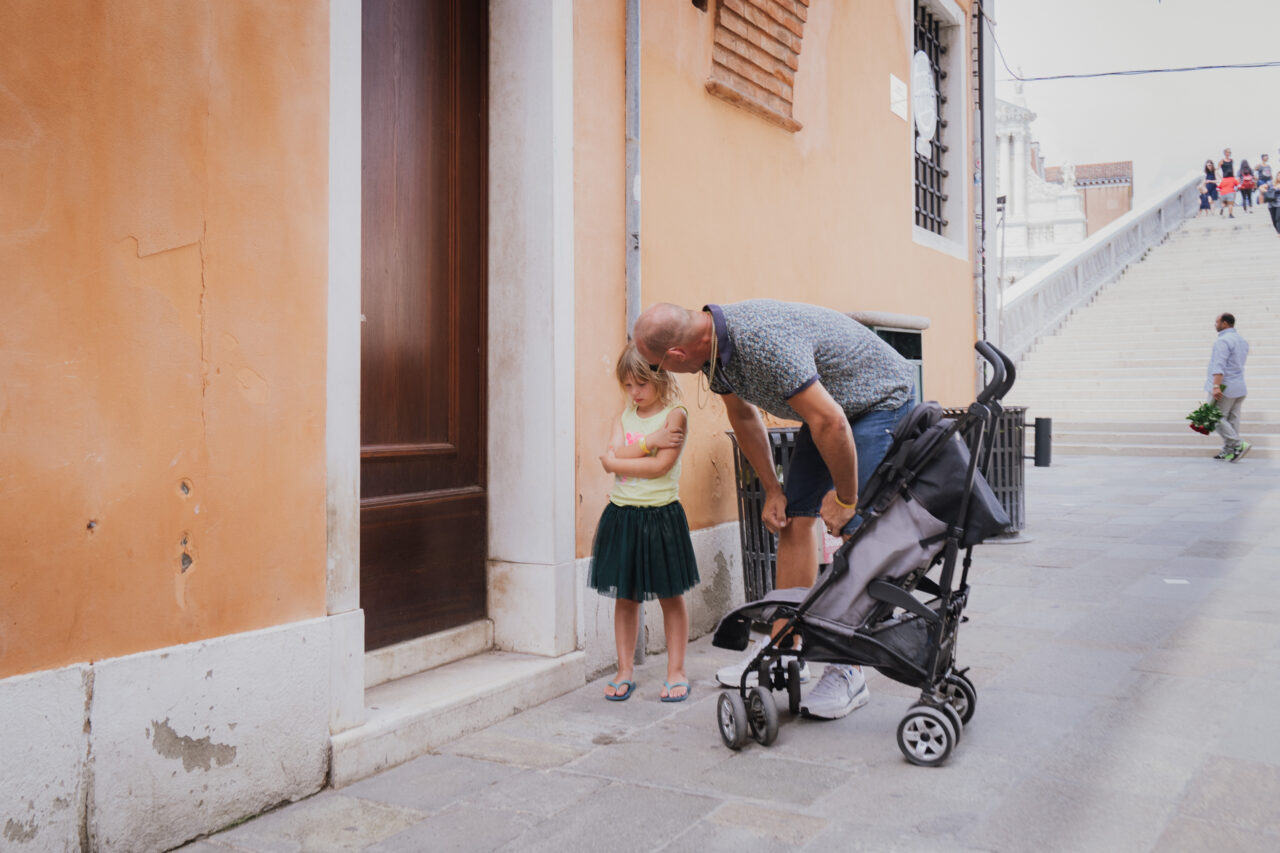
[706,0,807,132]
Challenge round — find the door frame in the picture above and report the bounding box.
[325,0,577,733]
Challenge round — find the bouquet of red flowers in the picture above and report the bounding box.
[1186,396,1224,435]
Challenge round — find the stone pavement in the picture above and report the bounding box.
[180,453,1280,852]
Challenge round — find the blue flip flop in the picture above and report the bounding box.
[660,681,690,703]
[605,679,636,701]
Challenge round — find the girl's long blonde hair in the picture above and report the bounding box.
[615,341,682,407]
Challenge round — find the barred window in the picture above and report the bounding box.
[913,2,949,235]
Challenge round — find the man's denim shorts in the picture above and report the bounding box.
[784,397,916,535]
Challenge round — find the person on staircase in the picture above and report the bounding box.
[1218,148,1234,180]
[1263,179,1280,235]
[1207,313,1251,462]
[1218,174,1239,219]
[1203,160,1219,211]
[1255,154,1273,187]
[1238,161,1256,213]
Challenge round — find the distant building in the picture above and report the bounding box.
[994,88,1087,287]
[1044,161,1134,236]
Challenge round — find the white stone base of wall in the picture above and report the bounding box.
[576,520,745,679]
[0,614,351,853]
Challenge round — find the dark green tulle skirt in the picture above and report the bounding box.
[589,501,700,601]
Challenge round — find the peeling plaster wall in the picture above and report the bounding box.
[0,618,331,853]
[0,1,329,677]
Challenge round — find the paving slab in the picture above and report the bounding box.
[181,454,1280,852]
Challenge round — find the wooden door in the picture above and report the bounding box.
[360,0,487,650]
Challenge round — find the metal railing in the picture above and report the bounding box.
[998,172,1202,363]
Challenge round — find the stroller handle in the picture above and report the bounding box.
[974,341,1016,403]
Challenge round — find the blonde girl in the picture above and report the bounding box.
[590,342,699,702]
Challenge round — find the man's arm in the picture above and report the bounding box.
[1210,339,1229,399]
[786,381,860,534]
[722,393,790,533]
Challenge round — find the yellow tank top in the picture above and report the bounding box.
[610,403,688,507]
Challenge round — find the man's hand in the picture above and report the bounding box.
[1212,388,1224,402]
[820,489,858,538]
[761,488,790,534]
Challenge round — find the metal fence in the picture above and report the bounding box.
[943,405,1026,533]
[726,428,802,601]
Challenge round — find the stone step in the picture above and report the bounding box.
[1016,389,1274,400]
[1045,323,1277,334]
[1039,420,1280,434]
[330,649,585,788]
[1020,366,1280,379]
[1052,442,1275,459]
[1048,430,1277,447]
[1008,211,1273,459]
[1006,403,1280,420]
[1032,329,1276,343]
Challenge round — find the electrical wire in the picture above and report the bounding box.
[975,1,1280,83]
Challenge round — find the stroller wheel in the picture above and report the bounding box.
[938,702,963,743]
[941,673,977,724]
[786,660,802,715]
[897,705,957,767]
[747,686,779,746]
[717,692,749,750]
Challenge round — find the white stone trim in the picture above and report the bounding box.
[0,664,90,852]
[909,0,970,262]
[487,0,578,655]
[326,0,365,736]
[363,619,494,689]
[0,619,336,852]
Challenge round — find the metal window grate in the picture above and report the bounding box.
[914,3,949,235]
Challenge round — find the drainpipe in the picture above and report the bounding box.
[625,0,645,665]
[974,1,997,395]
[625,0,641,335]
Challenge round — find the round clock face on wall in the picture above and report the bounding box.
[912,50,937,158]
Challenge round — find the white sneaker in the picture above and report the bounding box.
[800,665,870,719]
[715,635,810,688]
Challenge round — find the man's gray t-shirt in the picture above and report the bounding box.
[703,300,915,421]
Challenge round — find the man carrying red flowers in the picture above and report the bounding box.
[1207,313,1251,461]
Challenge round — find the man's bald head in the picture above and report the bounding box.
[633,303,712,374]
[634,303,697,357]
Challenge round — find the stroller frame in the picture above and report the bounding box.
[713,342,1017,766]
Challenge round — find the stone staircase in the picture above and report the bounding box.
[1008,210,1278,459]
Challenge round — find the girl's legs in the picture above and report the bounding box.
[606,597,641,697]
[657,594,690,699]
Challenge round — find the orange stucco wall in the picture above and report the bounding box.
[0,1,329,678]
[573,1,630,560]
[577,0,978,556]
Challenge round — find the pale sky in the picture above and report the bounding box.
[991,0,1279,204]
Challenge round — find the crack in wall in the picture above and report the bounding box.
[81,666,94,852]
[198,222,209,442]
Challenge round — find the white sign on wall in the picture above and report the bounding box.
[889,74,908,121]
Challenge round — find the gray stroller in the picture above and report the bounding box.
[711,342,1015,766]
